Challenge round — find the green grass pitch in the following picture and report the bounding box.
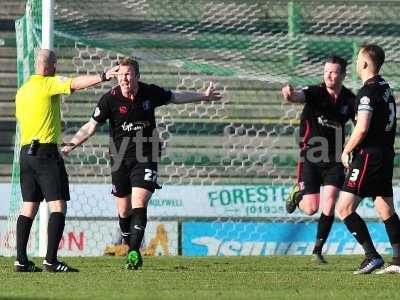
[0,256,399,300]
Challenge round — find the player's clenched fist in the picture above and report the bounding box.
[282,84,294,103]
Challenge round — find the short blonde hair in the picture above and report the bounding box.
[120,57,140,76]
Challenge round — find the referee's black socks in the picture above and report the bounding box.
[129,207,147,252]
[16,215,33,264]
[383,213,400,265]
[45,212,65,264]
[344,212,380,259]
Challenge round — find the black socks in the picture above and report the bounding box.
[119,214,132,244]
[45,212,65,264]
[129,208,147,251]
[344,212,380,259]
[313,213,334,254]
[383,213,400,265]
[16,215,34,264]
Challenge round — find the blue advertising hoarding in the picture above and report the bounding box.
[183,221,391,256]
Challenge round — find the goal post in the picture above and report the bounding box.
[38,0,55,257]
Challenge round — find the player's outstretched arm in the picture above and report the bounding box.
[70,65,120,92]
[282,84,305,103]
[61,118,99,156]
[170,82,222,104]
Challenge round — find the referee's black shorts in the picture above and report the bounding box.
[20,143,70,202]
[342,147,394,198]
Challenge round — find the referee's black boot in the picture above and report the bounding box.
[14,260,42,272]
[43,260,79,272]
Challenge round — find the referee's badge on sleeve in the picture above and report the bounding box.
[56,76,69,82]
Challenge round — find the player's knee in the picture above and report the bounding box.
[300,194,320,215]
[118,210,131,218]
[116,196,132,218]
[375,197,395,221]
[48,200,67,214]
[376,208,395,221]
[299,198,318,215]
[335,203,351,220]
[302,206,318,216]
[321,198,336,214]
[324,197,336,207]
[20,202,40,218]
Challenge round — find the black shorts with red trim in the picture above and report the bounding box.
[297,150,345,195]
[342,147,394,198]
[110,156,161,197]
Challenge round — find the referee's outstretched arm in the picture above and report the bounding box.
[35,49,119,93]
[70,65,119,92]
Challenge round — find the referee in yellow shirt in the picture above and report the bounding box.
[14,49,118,272]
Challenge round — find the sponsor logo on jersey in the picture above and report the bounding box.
[317,116,337,129]
[121,121,150,132]
[119,106,128,114]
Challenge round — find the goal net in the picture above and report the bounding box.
[2,0,399,257]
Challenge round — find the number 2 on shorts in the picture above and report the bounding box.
[144,168,157,182]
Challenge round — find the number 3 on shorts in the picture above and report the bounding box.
[144,168,157,182]
[349,169,359,181]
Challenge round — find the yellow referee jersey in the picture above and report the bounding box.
[15,74,73,145]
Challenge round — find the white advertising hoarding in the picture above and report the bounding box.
[2,183,400,219]
[0,219,178,257]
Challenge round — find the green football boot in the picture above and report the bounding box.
[125,250,143,270]
[285,184,302,214]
